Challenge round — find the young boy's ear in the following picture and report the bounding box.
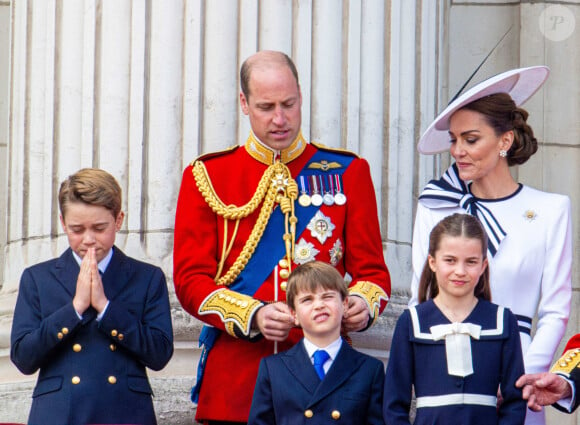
[115,211,125,232]
[290,309,300,327]
[342,295,349,317]
[59,214,66,232]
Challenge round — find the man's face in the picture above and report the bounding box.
[60,202,124,263]
[240,64,302,151]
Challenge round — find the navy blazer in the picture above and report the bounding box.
[10,247,174,425]
[248,338,385,425]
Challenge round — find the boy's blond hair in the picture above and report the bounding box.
[286,261,348,310]
[58,168,122,218]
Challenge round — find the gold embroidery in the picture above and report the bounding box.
[307,160,342,171]
[550,348,580,377]
[198,289,263,337]
[348,281,389,325]
[245,131,307,165]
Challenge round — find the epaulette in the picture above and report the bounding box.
[550,348,580,377]
[311,141,360,159]
[189,144,240,166]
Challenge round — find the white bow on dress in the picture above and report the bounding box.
[430,322,482,377]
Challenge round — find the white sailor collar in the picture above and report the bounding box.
[408,299,509,344]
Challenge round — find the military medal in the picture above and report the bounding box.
[329,239,343,266]
[307,211,335,244]
[333,174,347,205]
[322,175,335,206]
[294,238,320,265]
[298,176,311,207]
[310,175,323,206]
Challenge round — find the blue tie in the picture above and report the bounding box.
[313,350,330,380]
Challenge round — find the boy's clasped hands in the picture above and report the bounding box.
[72,247,108,316]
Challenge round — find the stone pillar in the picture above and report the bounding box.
[0,0,195,422]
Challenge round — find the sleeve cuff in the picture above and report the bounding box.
[348,281,389,325]
[198,288,264,338]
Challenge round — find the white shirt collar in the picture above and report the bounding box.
[72,247,114,274]
[303,336,343,362]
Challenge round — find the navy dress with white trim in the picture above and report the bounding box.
[383,299,526,425]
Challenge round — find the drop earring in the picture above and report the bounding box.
[499,150,507,158]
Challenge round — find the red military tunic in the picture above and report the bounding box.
[173,132,390,422]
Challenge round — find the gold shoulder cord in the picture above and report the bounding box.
[192,160,298,285]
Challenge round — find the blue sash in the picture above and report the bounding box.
[191,148,354,403]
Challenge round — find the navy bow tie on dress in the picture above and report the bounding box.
[418,163,506,256]
[313,350,330,380]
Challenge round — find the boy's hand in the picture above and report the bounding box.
[253,302,294,341]
[89,253,108,313]
[342,295,369,332]
[72,249,92,315]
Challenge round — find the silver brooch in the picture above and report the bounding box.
[294,238,320,265]
[307,211,336,244]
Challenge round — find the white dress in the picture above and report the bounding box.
[410,176,572,425]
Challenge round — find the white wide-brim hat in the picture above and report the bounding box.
[418,65,550,154]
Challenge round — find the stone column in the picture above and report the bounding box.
[0,0,195,422]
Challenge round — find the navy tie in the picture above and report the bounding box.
[313,350,330,380]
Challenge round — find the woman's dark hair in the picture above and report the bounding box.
[418,213,491,303]
[462,92,538,166]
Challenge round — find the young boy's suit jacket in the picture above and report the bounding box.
[10,247,174,425]
[248,338,385,425]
